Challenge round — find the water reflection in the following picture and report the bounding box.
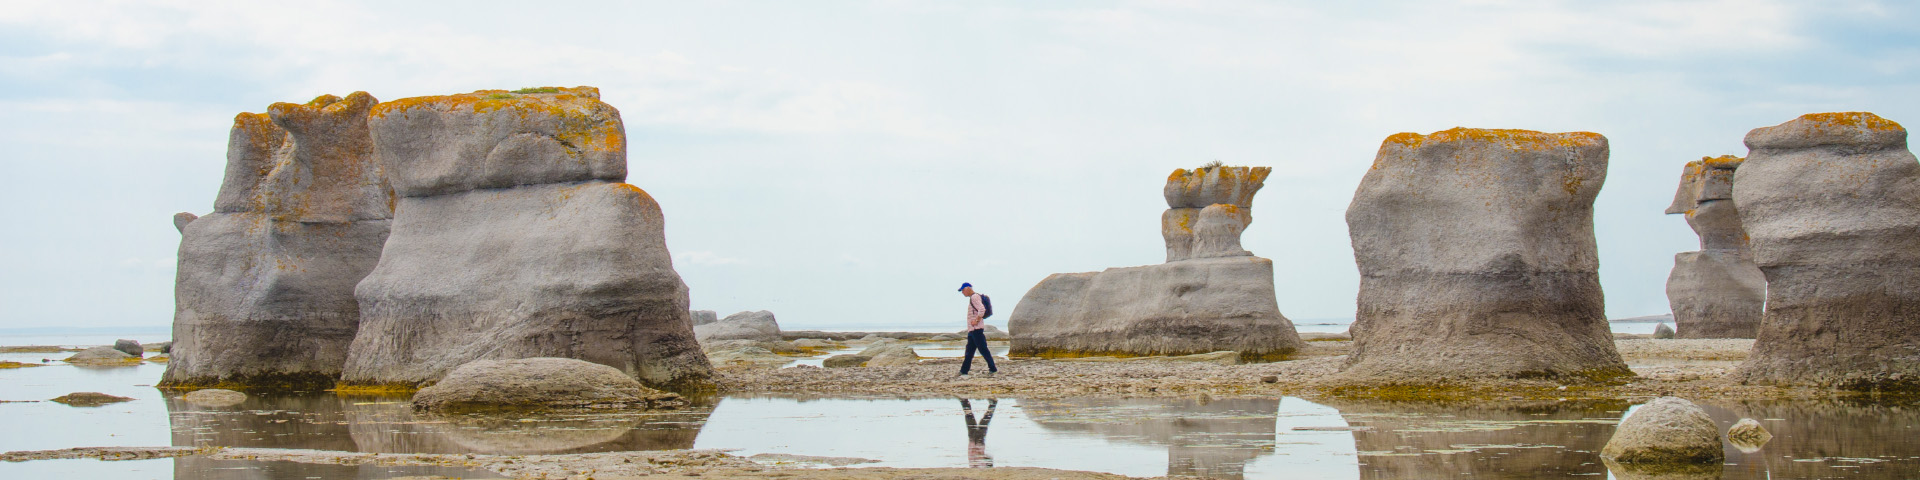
[1021,397,1280,479]
[164,394,715,455]
[1327,399,1625,479]
[1703,399,1920,479]
[960,398,995,467]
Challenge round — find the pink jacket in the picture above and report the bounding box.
[966,294,986,331]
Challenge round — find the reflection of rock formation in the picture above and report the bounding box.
[1664,156,1765,338]
[1343,128,1627,382]
[163,93,393,390]
[1021,397,1278,479]
[346,396,712,455]
[1010,166,1303,359]
[166,394,357,452]
[1696,400,1920,479]
[1732,112,1920,391]
[1327,400,1626,479]
[342,87,712,393]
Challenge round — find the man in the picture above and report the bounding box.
[958,282,997,376]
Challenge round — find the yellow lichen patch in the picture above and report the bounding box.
[0,361,46,369]
[1700,155,1744,169]
[330,382,421,397]
[1798,112,1904,132]
[1385,128,1605,151]
[609,182,656,203]
[1167,168,1193,182]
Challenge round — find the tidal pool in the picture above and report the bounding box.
[5,351,1920,479]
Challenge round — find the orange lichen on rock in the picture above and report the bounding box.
[1798,112,1904,132]
[1384,128,1606,151]
[1701,155,1744,170]
[371,86,622,154]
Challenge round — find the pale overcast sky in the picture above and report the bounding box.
[2,1,1916,331]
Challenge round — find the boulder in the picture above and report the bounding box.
[864,346,921,367]
[49,392,134,407]
[147,341,173,354]
[1731,112,1920,391]
[1725,418,1772,452]
[693,310,782,342]
[858,334,887,342]
[706,346,792,368]
[1653,323,1675,339]
[64,346,139,365]
[181,389,248,407]
[822,354,870,368]
[112,340,143,357]
[981,324,1010,341]
[931,333,962,341]
[410,358,686,414]
[1664,156,1765,339]
[1341,128,1629,383]
[792,339,838,349]
[162,92,393,391]
[691,310,719,326]
[1601,397,1724,464]
[343,87,711,393]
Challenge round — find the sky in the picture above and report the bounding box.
[2,0,1917,331]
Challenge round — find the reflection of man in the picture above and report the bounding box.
[961,398,996,468]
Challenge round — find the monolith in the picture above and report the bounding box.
[1664,156,1765,338]
[1733,112,1920,391]
[1010,165,1303,360]
[1342,128,1628,382]
[161,92,393,390]
[342,87,712,393]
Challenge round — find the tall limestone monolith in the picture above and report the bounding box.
[1733,112,1920,391]
[342,87,712,393]
[161,92,393,390]
[1341,128,1629,382]
[1010,165,1303,360]
[1664,156,1766,339]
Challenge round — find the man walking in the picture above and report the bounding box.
[958,282,997,376]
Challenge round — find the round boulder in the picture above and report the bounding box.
[112,339,144,357]
[822,355,871,368]
[1602,397,1724,464]
[411,358,686,414]
[1654,323,1676,339]
[182,389,249,407]
[63,346,140,366]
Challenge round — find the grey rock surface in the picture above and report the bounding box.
[982,324,1010,341]
[410,358,685,414]
[344,87,711,393]
[1665,156,1765,339]
[65,346,138,365]
[693,310,781,342]
[702,339,799,355]
[147,341,172,354]
[1010,256,1304,360]
[1601,397,1724,464]
[705,346,790,368]
[181,389,249,407]
[690,310,719,326]
[113,340,143,357]
[792,339,837,349]
[862,345,920,367]
[163,92,393,391]
[822,354,869,368]
[172,212,197,233]
[1342,128,1628,382]
[1732,112,1920,391]
[1159,351,1239,365]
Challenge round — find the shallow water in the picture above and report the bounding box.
[7,345,1920,479]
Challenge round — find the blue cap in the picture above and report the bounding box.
[958,282,972,292]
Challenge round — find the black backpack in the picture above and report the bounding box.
[979,294,993,319]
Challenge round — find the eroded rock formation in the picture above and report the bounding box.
[1664,156,1765,338]
[694,310,782,342]
[1342,128,1628,382]
[162,92,392,390]
[342,87,712,393]
[1733,112,1920,391]
[1009,165,1303,360]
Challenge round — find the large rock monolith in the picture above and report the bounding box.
[1664,155,1766,339]
[1342,128,1629,382]
[1733,112,1920,391]
[161,92,393,390]
[342,87,712,393]
[1010,165,1304,360]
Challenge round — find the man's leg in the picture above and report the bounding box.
[960,334,977,375]
[971,329,997,373]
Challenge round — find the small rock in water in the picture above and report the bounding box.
[112,340,143,357]
[1726,418,1772,452]
[1602,396,1723,464]
[50,392,134,407]
[181,389,248,407]
[63,346,139,365]
[1653,323,1676,339]
[822,355,870,368]
[1260,375,1279,384]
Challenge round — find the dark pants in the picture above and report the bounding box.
[961,329,997,374]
